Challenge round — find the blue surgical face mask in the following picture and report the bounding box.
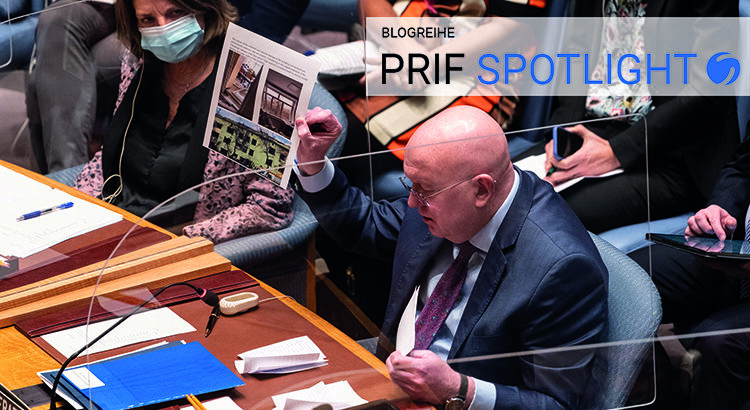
[139,14,205,63]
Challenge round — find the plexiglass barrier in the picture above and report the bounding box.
[7,118,658,409]
[1,4,749,410]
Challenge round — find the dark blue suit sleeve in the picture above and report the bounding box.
[297,166,407,260]
[708,133,750,225]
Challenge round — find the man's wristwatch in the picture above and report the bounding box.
[444,374,468,410]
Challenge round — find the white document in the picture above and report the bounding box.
[62,367,105,390]
[36,375,85,410]
[271,381,367,410]
[234,335,327,374]
[204,23,320,189]
[0,165,122,258]
[396,285,419,355]
[310,40,380,77]
[41,308,196,358]
[514,153,624,192]
[181,397,243,410]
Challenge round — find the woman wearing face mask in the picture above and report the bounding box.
[72,0,296,243]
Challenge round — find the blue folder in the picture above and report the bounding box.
[62,342,244,410]
[40,341,184,409]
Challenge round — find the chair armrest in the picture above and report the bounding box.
[45,164,85,187]
[598,212,693,254]
[214,196,318,268]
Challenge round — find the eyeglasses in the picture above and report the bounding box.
[399,175,476,208]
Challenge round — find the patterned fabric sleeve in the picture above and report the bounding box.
[116,52,142,110]
[182,151,295,243]
[73,150,104,197]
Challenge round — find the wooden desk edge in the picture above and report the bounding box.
[0,160,389,402]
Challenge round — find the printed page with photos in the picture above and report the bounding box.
[203,23,320,188]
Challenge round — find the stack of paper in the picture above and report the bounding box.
[0,165,122,259]
[234,336,327,374]
[272,381,366,410]
[41,307,196,358]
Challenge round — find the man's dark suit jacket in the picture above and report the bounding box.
[708,124,750,234]
[298,166,608,409]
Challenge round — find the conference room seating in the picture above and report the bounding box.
[589,231,662,408]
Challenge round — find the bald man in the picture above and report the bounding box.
[293,106,608,409]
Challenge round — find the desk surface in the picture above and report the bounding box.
[0,160,397,409]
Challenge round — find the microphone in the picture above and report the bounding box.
[182,282,219,307]
[49,282,218,409]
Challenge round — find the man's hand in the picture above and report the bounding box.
[683,205,750,278]
[295,106,342,176]
[685,205,737,240]
[386,350,471,406]
[543,125,621,186]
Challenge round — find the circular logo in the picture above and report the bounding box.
[706,52,740,85]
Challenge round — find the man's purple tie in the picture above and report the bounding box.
[414,242,476,350]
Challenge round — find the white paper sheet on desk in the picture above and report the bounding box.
[0,165,122,258]
[41,307,195,358]
[514,153,624,192]
[272,381,367,410]
[235,335,328,374]
[181,396,243,410]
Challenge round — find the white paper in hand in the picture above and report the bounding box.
[395,285,419,354]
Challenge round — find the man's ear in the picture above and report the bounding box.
[474,174,494,208]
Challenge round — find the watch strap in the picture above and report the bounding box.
[444,373,469,410]
[456,373,468,401]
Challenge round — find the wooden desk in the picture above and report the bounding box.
[0,161,403,409]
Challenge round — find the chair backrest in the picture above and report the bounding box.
[1,0,46,72]
[588,232,662,409]
[597,212,692,255]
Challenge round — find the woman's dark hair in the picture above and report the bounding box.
[115,0,238,60]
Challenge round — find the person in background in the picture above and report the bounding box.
[293,105,608,409]
[26,0,122,174]
[532,0,740,234]
[26,0,310,175]
[71,0,295,243]
[629,131,750,409]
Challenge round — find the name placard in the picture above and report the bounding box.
[0,382,30,410]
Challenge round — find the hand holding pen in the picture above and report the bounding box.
[16,202,74,221]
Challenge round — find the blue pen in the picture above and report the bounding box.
[16,201,74,221]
